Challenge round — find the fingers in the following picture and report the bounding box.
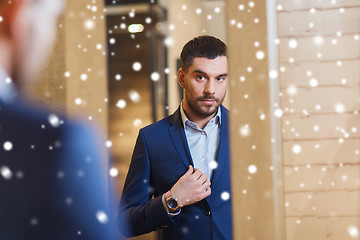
[200,179,211,196]
[203,179,211,189]
[198,176,211,196]
[184,167,208,182]
[182,165,194,178]
[198,173,208,184]
[192,168,202,180]
[201,186,211,198]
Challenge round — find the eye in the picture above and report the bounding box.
[196,75,206,81]
[216,76,226,82]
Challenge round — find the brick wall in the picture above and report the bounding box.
[277,0,360,239]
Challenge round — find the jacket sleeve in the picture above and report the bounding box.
[117,129,176,237]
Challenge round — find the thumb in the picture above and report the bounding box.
[183,165,193,177]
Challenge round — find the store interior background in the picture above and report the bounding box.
[30,0,360,239]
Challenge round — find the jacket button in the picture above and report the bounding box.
[204,210,211,216]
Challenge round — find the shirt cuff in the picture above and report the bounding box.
[162,193,181,217]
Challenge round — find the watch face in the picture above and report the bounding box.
[167,198,178,209]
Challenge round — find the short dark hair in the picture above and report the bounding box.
[180,35,227,72]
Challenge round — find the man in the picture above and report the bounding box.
[118,35,232,240]
[0,0,117,239]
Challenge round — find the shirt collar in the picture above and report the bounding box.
[0,67,17,104]
[180,101,222,128]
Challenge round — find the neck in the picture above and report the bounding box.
[0,40,21,90]
[0,42,11,76]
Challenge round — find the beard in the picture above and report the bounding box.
[185,92,224,118]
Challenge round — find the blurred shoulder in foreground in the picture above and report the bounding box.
[0,0,118,238]
[0,99,117,239]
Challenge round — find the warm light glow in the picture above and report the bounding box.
[128,24,144,33]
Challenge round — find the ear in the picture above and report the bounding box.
[178,68,186,89]
[0,0,25,38]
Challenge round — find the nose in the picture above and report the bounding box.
[204,79,215,95]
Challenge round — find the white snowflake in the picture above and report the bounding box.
[96,210,108,224]
[220,191,230,201]
[248,165,257,174]
[3,141,13,151]
[1,166,12,179]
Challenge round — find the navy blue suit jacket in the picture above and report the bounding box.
[0,99,117,240]
[118,105,232,240]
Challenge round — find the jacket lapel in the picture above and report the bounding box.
[168,106,230,208]
[168,108,194,168]
[207,106,230,205]
[169,108,210,209]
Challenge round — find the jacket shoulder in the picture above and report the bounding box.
[140,111,178,134]
[0,100,95,140]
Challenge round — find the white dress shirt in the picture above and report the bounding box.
[180,102,221,180]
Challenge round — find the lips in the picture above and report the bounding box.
[202,99,215,105]
[199,97,218,105]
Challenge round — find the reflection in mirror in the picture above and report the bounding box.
[105,1,227,240]
[105,0,360,239]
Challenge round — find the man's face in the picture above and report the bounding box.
[179,56,228,119]
[14,0,64,85]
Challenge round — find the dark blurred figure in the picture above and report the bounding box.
[0,0,117,239]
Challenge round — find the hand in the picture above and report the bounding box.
[170,165,211,208]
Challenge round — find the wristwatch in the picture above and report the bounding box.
[165,190,180,212]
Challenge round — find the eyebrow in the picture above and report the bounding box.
[193,70,228,77]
